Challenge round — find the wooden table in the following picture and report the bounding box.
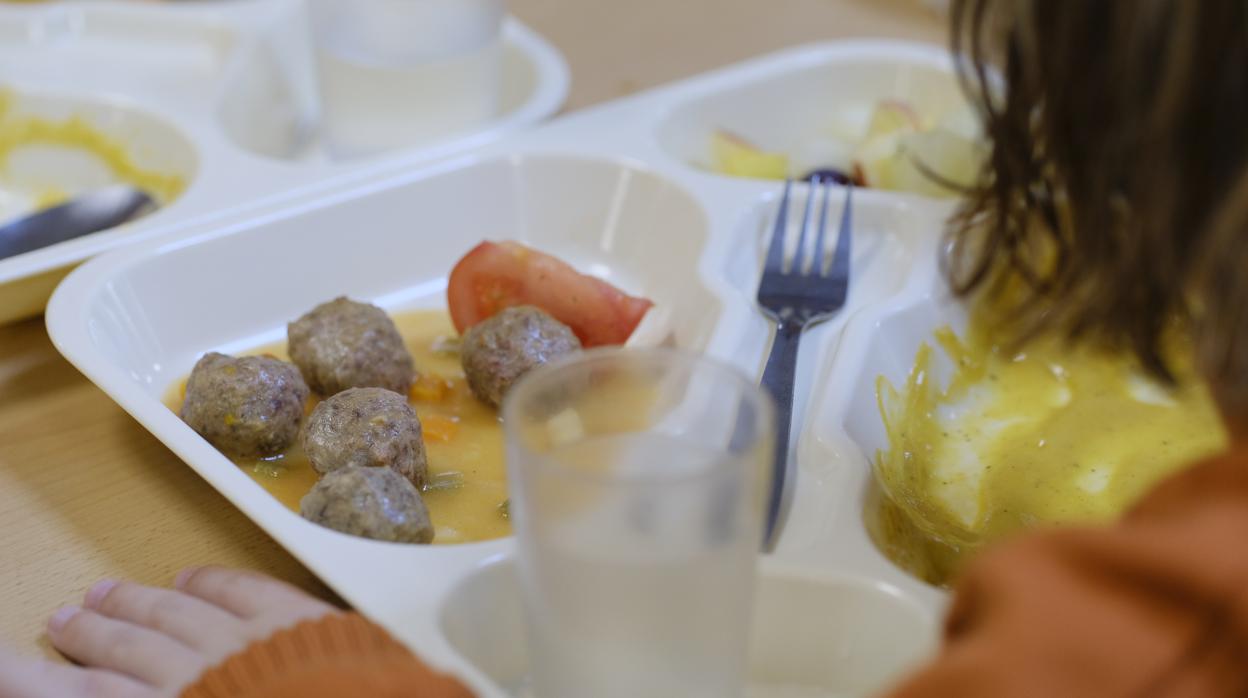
[0,0,943,659]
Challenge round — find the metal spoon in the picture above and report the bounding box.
[0,185,156,261]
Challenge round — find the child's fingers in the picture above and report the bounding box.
[174,566,334,621]
[0,644,153,698]
[84,579,243,660]
[47,606,204,690]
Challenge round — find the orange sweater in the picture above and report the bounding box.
[180,613,473,698]
[183,449,1248,698]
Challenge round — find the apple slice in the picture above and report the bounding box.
[893,128,986,196]
[853,131,905,189]
[864,99,922,139]
[710,129,789,180]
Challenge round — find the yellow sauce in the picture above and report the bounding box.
[0,89,187,207]
[166,310,511,545]
[871,313,1226,585]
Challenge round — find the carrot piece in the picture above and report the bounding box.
[410,374,452,403]
[422,414,460,442]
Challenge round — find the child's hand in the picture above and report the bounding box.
[0,566,336,698]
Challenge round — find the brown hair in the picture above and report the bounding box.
[946,0,1248,412]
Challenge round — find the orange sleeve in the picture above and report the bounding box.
[180,612,475,698]
[884,451,1248,698]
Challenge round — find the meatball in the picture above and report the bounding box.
[300,467,434,544]
[287,297,415,396]
[180,352,309,457]
[461,305,581,408]
[301,387,428,488]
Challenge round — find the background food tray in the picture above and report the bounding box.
[0,0,568,324]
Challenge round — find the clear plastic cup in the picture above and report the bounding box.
[306,0,505,159]
[503,348,774,698]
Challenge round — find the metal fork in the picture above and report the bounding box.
[757,176,854,549]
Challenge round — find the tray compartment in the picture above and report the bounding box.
[1,89,198,201]
[842,292,964,472]
[719,184,952,550]
[0,88,199,323]
[653,40,966,182]
[441,558,939,697]
[795,256,962,594]
[81,153,718,394]
[51,151,728,693]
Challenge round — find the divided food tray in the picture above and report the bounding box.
[0,0,568,323]
[47,39,966,696]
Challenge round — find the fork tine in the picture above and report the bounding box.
[764,179,792,274]
[811,179,832,275]
[792,174,818,274]
[826,183,854,282]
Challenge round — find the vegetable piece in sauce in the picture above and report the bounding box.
[410,374,453,403]
[421,414,460,443]
[425,471,465,492]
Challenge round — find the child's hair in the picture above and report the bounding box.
[946,0,1248,411]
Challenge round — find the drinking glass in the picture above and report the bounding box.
[306,0,505,159]
[503,347,774,698]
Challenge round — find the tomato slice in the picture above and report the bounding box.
[447,241,653,347]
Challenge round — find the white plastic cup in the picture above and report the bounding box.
[307,0,505,159]
[504,348,774,698]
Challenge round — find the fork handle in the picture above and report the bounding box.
[760,319,803,550]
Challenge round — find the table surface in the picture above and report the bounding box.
[0,0,942,658]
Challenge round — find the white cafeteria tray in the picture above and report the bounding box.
[0,0,568,324]
[48,39,964,696]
